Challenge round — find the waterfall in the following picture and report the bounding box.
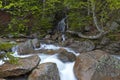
[62,34,65,42]
[56,17,67,42]
[0,43,78,80]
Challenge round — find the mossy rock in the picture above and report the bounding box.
[0,42,16,51]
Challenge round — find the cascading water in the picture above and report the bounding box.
[38,44,77,80]
[62,34,65,42]
[0,43,78,80]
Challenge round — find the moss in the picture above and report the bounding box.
[0,41,18,64]
[0,42,16,51]
[96,55,120,76]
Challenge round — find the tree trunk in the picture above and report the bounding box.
[67,30,108,39]
[91,0,104,32]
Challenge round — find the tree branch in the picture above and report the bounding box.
[67,30,109,39]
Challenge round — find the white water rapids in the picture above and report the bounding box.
[0,43,79,80]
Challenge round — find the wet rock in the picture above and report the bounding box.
[32,38,40,48]
[74,50,120,80]
[0,55,40,78]
[5,73,29,80]
[17,40,34,55]
[104,41,120,55]
[57,48,76,62]
[17,39,40,55]
[28,62,60,80]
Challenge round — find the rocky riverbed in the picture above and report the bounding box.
[0,38,120,80]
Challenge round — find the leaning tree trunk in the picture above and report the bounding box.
[91,0,104,33]
[67,0,108,39]
[67,30,110,39]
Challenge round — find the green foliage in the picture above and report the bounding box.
[107,0,120,10]
[0,42,18,64]
[0,1,2,8]
[0,42,16,51]
[8,17,28,33]
[69,13,92,31]
[4,52,19,64]
[0,0,120,34]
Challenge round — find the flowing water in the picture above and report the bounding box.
[0,43,78,80]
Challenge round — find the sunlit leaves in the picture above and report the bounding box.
[107,0,120,10]
[5,52,19,64]
[0,1,2,8]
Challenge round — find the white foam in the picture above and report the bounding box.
[62,34,65,42]
[64,47,80,56]
[1,43,78,80]
[39,44,60,50]
[0,60,4,65]
[39,54,77,80]
[60,62,77,80]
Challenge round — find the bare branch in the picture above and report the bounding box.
[67,30,109,39]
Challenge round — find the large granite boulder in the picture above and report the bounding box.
[17,39,40,55]
[28,62,60,80]
[91,55,120,80]
[0,55,40,78]
[74,50,120,80]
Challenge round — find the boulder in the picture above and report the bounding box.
[57,48,76,62]
[74,50,120,80]
[0,55,40,78]
[5,74,28,80]
[74,50,107,80]
[91,55,120,80]
[17,39,40,55]
[32,38,40,48]
[104,41,120,55]
[106,21,119,31]
[17,40,34,54]
[63,38,74,46]
[28,62,60,80]
[78,40,95,53]
[68,40,95,53]
[100,37,110,45]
